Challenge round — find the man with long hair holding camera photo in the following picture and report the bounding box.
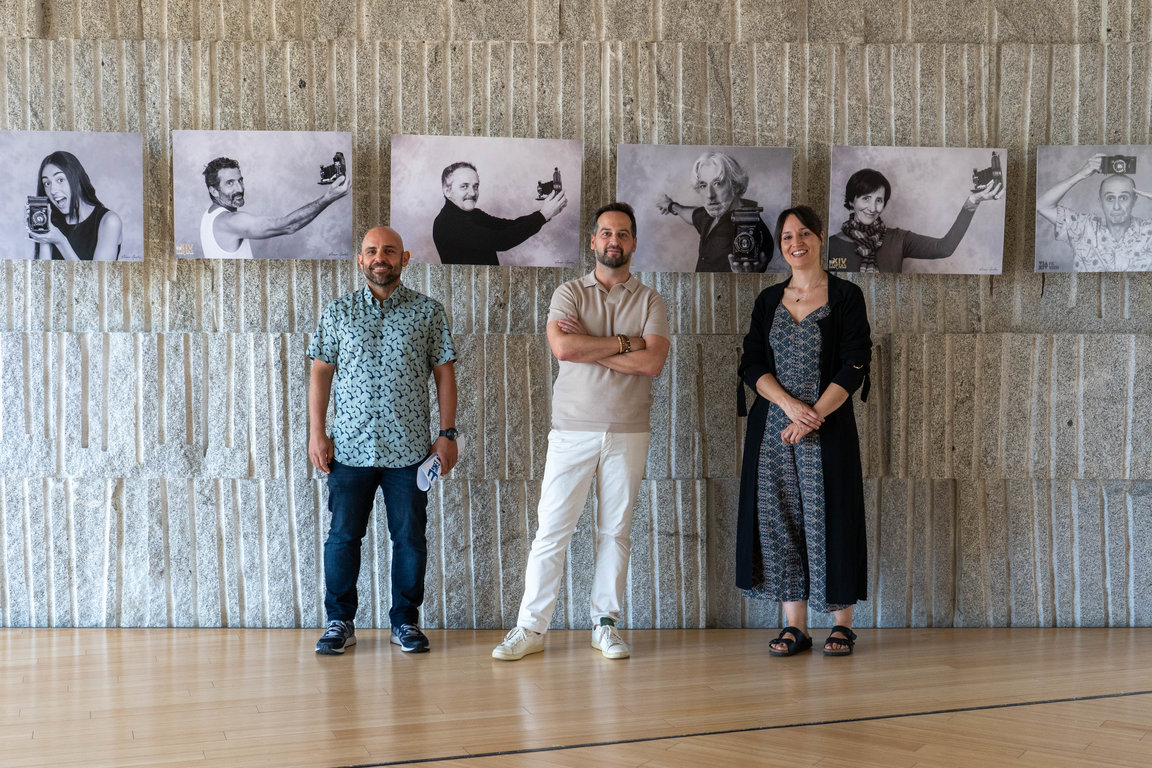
[657,151,781,273]
[1036,153,1152,271]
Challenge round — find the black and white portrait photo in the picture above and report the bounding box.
[172,130,353,260]
[389,134,583,267]
[0,131,143,261]
[616,144,793,273]
[1035,145,1152,272]
[826,146,1006,275]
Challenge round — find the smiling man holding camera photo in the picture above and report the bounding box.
[432,161,568,266]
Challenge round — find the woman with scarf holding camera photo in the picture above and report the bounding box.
[735,205,871,657]
[828,167,1002,273]
[27,150,123,261]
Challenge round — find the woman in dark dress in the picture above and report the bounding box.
[28,151,122,261]
[737,205,871,656]
[827,167,1002,273]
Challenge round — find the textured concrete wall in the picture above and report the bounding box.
[1,0,1150,629]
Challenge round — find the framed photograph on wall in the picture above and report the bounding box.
[172,130,353,259]
[1035,145,1152,272]
[615,144,793,273]
[827,145,1007,275]
[0,130,144,261]
[389,134,583,267]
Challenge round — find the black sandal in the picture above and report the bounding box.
[768,626,813,657]
[822,625,857,656]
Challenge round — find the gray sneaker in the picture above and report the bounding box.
[492,626,544,660]
[390,624,430,653]
[315,620,356,655]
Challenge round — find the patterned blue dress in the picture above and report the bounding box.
[743,302,850,612]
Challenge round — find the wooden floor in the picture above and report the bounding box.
[3,628,1151,767]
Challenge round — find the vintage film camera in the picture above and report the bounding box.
[1101,154,1137,174]
[536,167,562,200]
[731,206,765,266]
[971,151,1003,192]
[27,195,51,233]
[319,152,346,184]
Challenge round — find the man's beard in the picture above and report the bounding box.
[216,193,244,211]
[595,246,629,269]
[362,262,400,289]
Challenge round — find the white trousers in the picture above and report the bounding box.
[516,429,651,633]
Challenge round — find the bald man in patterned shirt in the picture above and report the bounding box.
[307,226,458,655]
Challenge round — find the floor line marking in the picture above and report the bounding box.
[333,687,1152,768]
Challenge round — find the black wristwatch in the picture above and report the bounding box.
[438,428,459,441]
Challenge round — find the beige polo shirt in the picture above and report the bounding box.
[546,271,670,432]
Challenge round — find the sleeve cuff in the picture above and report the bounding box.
[741,365,768,391]
[831,364,867,397]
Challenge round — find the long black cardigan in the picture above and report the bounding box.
[735,272,872,604]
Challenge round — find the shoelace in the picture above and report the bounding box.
[599,626,624,646]
[323,621,349,638]
[505,628,530,646]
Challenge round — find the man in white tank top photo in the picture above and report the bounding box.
[199,156,350,258]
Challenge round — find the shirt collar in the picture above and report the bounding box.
[358,283,411,309]
[580,270,640,295]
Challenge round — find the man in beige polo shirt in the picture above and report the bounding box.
[493,202,670,661]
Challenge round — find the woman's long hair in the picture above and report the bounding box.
[36,151,103,223]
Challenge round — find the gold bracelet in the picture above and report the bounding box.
[617,334,631,354]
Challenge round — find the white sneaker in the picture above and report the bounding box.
[591,624,630,659]
[492,626,544,660]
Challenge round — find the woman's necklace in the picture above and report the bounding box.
[788,279,826,303]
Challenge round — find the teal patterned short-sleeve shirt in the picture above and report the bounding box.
[307,284,456,468]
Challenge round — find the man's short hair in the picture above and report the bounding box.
[774,205,824,251]
[843,168,891,210]
[592,202,637,237]
[692,152,749,198]
[203,157,240,190]
[441,161,478,188]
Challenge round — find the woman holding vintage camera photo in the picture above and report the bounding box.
[27,150,123,261]
[736,205,871,657]
[828,167,1002,273]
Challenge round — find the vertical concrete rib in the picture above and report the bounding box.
[1101,483,1116,624]
[1070,480,1082,625]
[0,478,6,626]
[1075,335,1085,477]
[54,334,64,474]
[1126,488,1137,625]
[232,479,247,625]
[21,479,34,625]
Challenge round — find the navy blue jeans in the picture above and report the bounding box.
[323,459,427,628]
